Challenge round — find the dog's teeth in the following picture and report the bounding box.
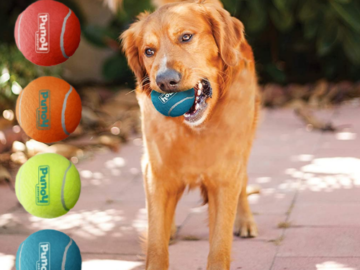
[197,90,201,95]
[199,82,203,90]
[184,113,190,117]
[195,104,200,110]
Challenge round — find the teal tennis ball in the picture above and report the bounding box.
[16,229,82,270]
[15,153,81,219]
[151,88,195,117]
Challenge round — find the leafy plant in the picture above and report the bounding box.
[2,0,359,88]
[85,0,360,85]
[223,0,360,84]
[0,45,62,110]
[0,0,82,111]
[83,0,153,86]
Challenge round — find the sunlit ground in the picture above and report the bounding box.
[82,259,143,270]
[0,253,145,270]
[0,207,148,236]
[1,153,360,269]
[290,157,360,191]
[1,256,357,270]
[316,261,356,270]
[248,156,360,204]
[0,254,15,270]
[1,108,360,269]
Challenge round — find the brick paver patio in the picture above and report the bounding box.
[1,103,360,270]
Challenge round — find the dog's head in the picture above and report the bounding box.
[121,0,245,126]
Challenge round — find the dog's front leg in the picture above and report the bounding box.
[144,166,184,270]
[206,178,241,270]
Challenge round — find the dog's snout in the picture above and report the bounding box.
[156,69,181,92]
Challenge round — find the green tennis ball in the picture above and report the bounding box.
[15,153,81,218]
[16,229,82,270]
[151,88,195,117]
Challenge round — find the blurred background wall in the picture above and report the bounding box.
[2,0,360,94]
[1,2,360,269]
[62,0,115,83]
[0,0,360,130]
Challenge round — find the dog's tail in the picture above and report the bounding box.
[200,184,260,205]
[246,185,261,196]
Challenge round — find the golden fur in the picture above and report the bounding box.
[121,0,260,269]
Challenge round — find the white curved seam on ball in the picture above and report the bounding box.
[18,13,23,50]
[19,242,24,270]
[60,9,72,59]
[61,86,73,136]
[61,238,73,270]
[18,91,24,126]
[167,96,195,116]
[61,160,72,211]
[17,167,23,204]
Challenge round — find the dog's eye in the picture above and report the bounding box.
[181,34,193,42]
[145,48,155,57]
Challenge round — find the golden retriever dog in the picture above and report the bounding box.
[121,0,260,269]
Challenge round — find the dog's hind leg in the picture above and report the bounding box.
[234,172,258,238]
[144,166,185,270]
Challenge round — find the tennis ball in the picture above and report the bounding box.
[16,229,82,270]
[14,0,81,66]
[151,88,195,117]
[15,153,81,219]
[16,76,82,143]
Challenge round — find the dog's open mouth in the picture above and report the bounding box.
[184,80,212,123]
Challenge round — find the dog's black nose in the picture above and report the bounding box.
[156,69,181,92]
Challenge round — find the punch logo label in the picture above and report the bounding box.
[36,13,50,53]
[37,90,51,130]
[159,93,177,104]
[37,243,50,270]
[36,166,50,206]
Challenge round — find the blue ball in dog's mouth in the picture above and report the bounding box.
[151,88,195,117]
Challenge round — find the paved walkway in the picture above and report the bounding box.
[1,103,360,270]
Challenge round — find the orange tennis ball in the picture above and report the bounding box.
[16,77,82,143]
[14,0,81,66]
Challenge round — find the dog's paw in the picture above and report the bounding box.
[234,217,258,238]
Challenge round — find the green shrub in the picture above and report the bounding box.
[82,0,153,87]
[223,0,360,84]
[87,0,360,85]
[0,0,81,110]
[0,45,62,110]
[1,0,360,90]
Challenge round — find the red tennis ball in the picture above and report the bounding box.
[14,0,81,66]
[16,76,82,143]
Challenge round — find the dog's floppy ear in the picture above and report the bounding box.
[204,4,244,67]
[121,13,149,86]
